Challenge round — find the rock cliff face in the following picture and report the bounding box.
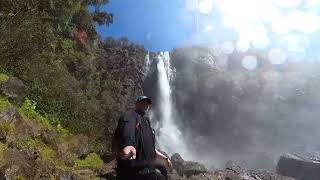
[0,76,105,179]
[97,42,148,153]
[1,38,318,179]
[143,46,320,170]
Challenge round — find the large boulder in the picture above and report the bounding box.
[171,153,207,178]
[209,163,296,180]
[276,153,320,180]
[171,153,186,176]
[0,77,25,104]
[168,164,295,180]
[184,162,207,178]
[58,134,90,158]
[0,148,37,179]
[0,107,19,123]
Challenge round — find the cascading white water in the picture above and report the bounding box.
[156,52,187,157]
[144,52,151,76]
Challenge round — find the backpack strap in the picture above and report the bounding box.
[131,111,141,129]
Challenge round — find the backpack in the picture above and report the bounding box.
[112,111,141,158]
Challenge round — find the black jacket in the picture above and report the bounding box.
[116,110,156,173]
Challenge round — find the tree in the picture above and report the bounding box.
[93,11,113,26]
[87,0,113,26]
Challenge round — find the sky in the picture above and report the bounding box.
[96,0,320,61]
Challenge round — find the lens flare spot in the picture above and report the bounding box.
[198,0,214,14]
[242,55,258,70]
[204,24,214,32]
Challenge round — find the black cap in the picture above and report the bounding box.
[136,96,152,104]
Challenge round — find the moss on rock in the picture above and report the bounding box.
[0,98,11,112]
[74,153,104,170]
[0,97,106,179]
[0,122,15,142]
[0,73,9,84]
[0,143,7,160]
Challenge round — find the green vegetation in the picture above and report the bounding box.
[0,2,127,154]
[19,98,52,129]
[74,153,104,170]
[0,73,9,84]
[0,0,113,137]
[0,0,147,156]
[0,122,15,137]
[0,97,11,112]
[13,176,25,180]
[0,143,6,160]
[0,0,144,178]
[40,145,56,160]
[0,1,147,177]
[20,138,44,151]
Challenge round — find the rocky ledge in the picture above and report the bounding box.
[168,153,295,180]
[103,153,295,180]
[276,152,320,180]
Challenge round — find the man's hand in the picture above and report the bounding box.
[166,157,172,168]
[155,150,172,168]
[122,146,136,160]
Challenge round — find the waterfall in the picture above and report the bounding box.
[144,52,151,76]
[156,52,187,157]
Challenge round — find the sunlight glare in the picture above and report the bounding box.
[268,49,287,65]
[242,55,258,70]
[192,0,320,55]
[198,0,214,14]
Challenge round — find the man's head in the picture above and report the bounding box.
[135,96,152,113]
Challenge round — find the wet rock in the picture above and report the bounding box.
[171,153,207,178]
[72,169,95,180]
[189,173,217,180]
[40,129,59,147]
[100,159,116,174]
[58,171,74,180]
[2,149,37,179]
[168,169,187,180]
[219,164,296,180]
[184,161,207,178]
[171,153,186,176]
[14,118,42,138]
[100,150,114,163]
[0,107,19,123]
[225,160,241,169]
[0,77,25,104]
[33,158,57,179]
[0,130,6,143]
[58,134,90,158]
[4,165,20,179]
[276,153,320,180]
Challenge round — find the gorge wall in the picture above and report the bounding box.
[143,46,320,171]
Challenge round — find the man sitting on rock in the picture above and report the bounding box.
[113,96,171,180]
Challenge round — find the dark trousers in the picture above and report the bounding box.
[117,171,166,180]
